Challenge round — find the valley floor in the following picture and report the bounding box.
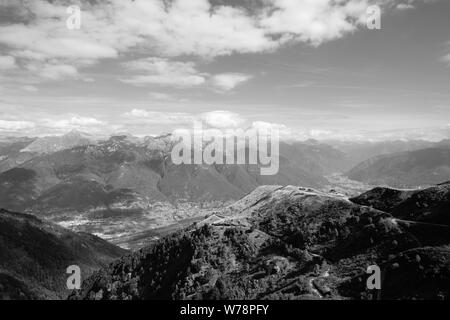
[45,174,371,251]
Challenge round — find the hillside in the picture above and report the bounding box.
[0,209,127,299]
[70,184,450,300]
[346,147,450,188]
[350,182,450,226]
[0,137,36,173]
[330,140,437,168]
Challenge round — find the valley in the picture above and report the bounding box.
[54,202,227,250]
[49,174,371,251]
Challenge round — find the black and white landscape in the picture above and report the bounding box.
[0,0,450,301]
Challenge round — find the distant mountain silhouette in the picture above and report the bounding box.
[20,130,96,155]
[0,209,127,299]
[0,137,36,172]
[346,146,450,188]
[330,139,438,168]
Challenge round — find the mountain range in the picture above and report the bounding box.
[347,146,450,188]
[1,132,448,230]
[0,133,348,217]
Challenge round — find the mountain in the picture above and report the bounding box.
[0,137,36,173]
[0,208,127,299]
[20,130,96,155]
[330,139,438,168]
[346,147,450,188]
[350,182,450,226]
[282,140,349,174]
[70,184,450,300]
[0,136,168,215]
[0,167,38,212]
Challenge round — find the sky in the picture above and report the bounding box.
[0,0,449,141]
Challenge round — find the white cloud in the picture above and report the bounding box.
[251,121,297,140]
[201,110,246,128]
[0,55,17,70]
[124,109,195,125]
[0,0,414,84]
[23,85,38,92]
[259,0,371,46]
[123,109,246,129]
[38,115,108,134]
[149,92,174,100]
[442,53,450,66]
[112,0,276,58]
[396,3,415,10]
[120,58,206,87]
[210,73,253,91]
[148,92,184,102]
[121,58,252,91]
[26,62,79,80]
[0,119,35,131]
[58,116,105,127]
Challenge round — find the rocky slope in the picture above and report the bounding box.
[0,209,127,299]
[70,184,450,300]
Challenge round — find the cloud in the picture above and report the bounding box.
[120,58,206,87]
[23,85,38,92]
[442,53,450,66]
[124,109,195,125]
[36,116,108,134]
[201,110,246,128]
[396,3,415,10]
[259,0,375,46]
[251,121,297,139]
[0,0,417,85]
[149,92,177,101]
[112,0,276,58]
[210,73,253,91]
[0,119,35,131]
[121,58,252,91]
[26,62,78,80]
[50,116,105,127]
[0,55,17,70]
[0,105,117,135]
[0,0,119,61]
[123,109,246,130]
[394,0,435,11]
